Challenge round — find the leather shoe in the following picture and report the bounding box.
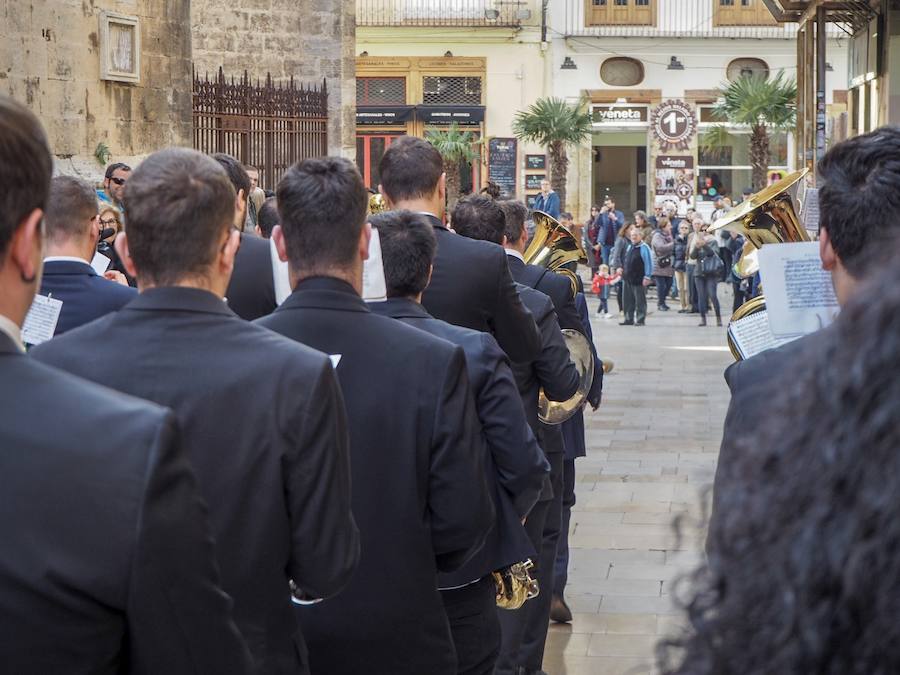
[619,321,633,326]
[550,594,572,623]
[635,321,645,326]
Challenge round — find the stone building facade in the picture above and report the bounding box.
[0,0,355,181]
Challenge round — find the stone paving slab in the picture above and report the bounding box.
[542,288,732,675]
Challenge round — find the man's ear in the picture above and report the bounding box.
[221,228,241,275]
[114,232,139,279]
[426,263,434,289]
[438,173,447,203]
[359,222,372,262]
[272,225,289,263]
[10,208,43,284]
[819,226,838,271]
[254,224,263,238]
[89,214,101,246]
[378,184,391,209]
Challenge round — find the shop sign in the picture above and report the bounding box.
[654,154,695,210]
[650,100,698,152]
[655,155,694,170]
[591,105,648,125]
[488,138,518,198]
[526,154,546,170]
[418,105,485,125]
[356,106,415,125]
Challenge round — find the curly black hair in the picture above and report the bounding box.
[658,264,900,674]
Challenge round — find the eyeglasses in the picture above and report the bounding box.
[110,177,127,186]
[99,218,118,226]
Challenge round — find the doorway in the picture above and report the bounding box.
[592,145,647,216]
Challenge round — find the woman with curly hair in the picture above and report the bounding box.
[657,269,900,674]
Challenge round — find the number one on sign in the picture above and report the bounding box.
[662,111,681,136]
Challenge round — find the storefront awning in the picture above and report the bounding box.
[416,105,485,125]
[356,105,416,125]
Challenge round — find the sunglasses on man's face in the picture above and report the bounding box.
[110,176,127,186]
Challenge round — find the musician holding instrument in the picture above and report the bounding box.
[708,126,900,552]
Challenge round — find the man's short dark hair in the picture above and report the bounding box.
[818,126,900,278]
[257,197,279,239]
[560,212,573,221]
[0,95,52,258]
[379,136,443,203]
[276,157,367,272]
[44,176,97,242]
[369,211,436,298]
[212,153,251,197]
[499,200,528,245]
[452,195,505,245]
[104,162,131,180]
[124,148,235,286]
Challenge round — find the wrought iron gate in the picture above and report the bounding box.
[193,68,328,191]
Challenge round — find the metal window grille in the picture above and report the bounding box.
[357,0,521,27]
[192,68,328,191]
[422,76,483,105]
[356,78,407,105]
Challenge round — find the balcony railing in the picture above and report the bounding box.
[358,0,526,27]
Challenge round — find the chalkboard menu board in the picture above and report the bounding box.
[488,138,518,198]
[525,173,545,190]
[526,154,546,170]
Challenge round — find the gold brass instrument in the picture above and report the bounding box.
[709,169,810,360]
[493,560,540,610]
[367,190,385,216]
[525,210,595,424]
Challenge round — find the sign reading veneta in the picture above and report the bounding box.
[591,106,648,125]
[650,100,698,152]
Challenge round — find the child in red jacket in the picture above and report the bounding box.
[592,264,621,317]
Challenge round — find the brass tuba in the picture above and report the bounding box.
[709,169,810,360]
[525,210,595,424]
[367,190,386,216]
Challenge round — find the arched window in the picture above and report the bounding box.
[726,58,770,81]
[600,57,644,87]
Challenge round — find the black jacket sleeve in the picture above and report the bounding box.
[282,360,360,600]
[475,334,549,518]
[489,249,542,363]
[533,295,580,403]
[128,413,253,674]
[428,347,495,572]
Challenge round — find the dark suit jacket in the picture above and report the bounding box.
[371,298,549,582]
[226,233,277,320]
[707,329,830,549]
[32,288,358,675]
[419,213,541,363]
[39,259,136,336]
[562,292,604,460]
[256,277,494,675]
[511,283,580,459]
[506,254,582,334]
[0,332,251,674]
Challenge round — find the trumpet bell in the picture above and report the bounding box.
[367,191,385,216]
[538,329,595,425]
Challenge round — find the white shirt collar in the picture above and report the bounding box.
[43,256,91,265]
[505,249,525,262]
[0,313,24,352]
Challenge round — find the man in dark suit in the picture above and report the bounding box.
[709,127,900,549]
[33,148,360,675]
[0,95,251,674]
[369,209,550,675]
[258,157,494,675]
[37,175,136,336]
[451,196,580,675]
[213,153,278,320]
[378,136,540,363]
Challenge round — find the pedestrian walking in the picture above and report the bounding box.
[673,221,690,312]
[650,217,674,311]
[690,224,723,327]
[620,225,654,326]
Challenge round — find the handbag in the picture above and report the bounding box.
[698,248,724,277]
[658,255,672,268]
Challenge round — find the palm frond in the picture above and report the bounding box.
[699,125,733,161]
[426,123,481,164]
[712,70,797,131]
[512,97,592,147]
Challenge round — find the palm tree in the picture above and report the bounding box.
[426,123,480,212]
[512,97,592,210]
[701,71,797,191]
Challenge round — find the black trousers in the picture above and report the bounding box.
[695,275,721,319]
[442,576,501,675]
[495,451,564,674]
[623,281,647,324]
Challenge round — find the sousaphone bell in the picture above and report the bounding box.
[525,210,595,424]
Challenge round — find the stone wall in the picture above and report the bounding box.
[0,0,193,181]
[192,0,356,158]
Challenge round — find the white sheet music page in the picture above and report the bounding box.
[22,294,63,346]
[90,251,112,275]
[728,309,797,360]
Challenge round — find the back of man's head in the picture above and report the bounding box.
[379,136,443,203]
[818,126,900,278]
[370,211,436,299]
[125,148,235,286]
[499,200,528,245]
[277,157,367,273]
[44,176,97,244]
[452,195,505,245]
[212,153,251,198]
[257,197,279,239]
[0,96,52,259]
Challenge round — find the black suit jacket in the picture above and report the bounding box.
[506,254,582,334]
[257,277,494,675]
[708,329,830,549]
[226,233,277,320]
[32,288,359,675]
[419,214,541,363]
[39,259,136,336]
[371,298,549,582]
[511,283,580,459]
[0,332,251,674]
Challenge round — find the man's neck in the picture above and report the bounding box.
[291,265,363,296]
[44,241,91,263]
[139,276,227,298]
[389,197,443,222]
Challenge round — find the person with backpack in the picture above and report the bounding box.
[620,225,654,326]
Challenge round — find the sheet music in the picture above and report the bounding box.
[22,294,63,345]
[90,251,111,275]
[362,228,387,303]
[728,309,797,360]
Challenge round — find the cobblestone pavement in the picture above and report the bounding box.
[542,285,734,675]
